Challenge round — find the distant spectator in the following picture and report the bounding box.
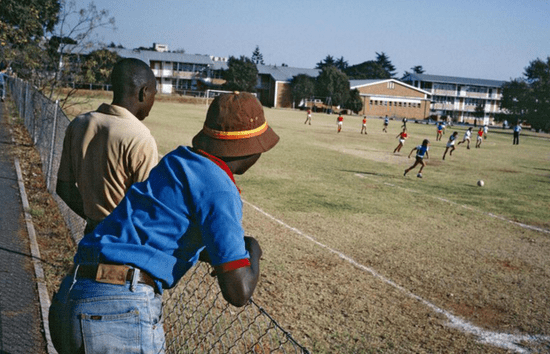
[0,72,6,101]
[513,122,522,145]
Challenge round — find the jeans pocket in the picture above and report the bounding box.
[152,312,166,353]
[81,308,140,354]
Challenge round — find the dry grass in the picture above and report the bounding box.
[6,103,76,299]
[237,109,550,353]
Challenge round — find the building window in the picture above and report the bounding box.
[434,83,454,91]
[175,79,193,90]
[387,82,395,89]
[173,63,198,72]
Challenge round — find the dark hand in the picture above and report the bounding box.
[199,248,211,263]
[216,236,262,307]
[244,236,262,260]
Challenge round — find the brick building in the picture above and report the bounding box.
[351,79,431,119]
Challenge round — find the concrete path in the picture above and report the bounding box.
[0,101,47,353]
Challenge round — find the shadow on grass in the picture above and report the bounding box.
[339,169,380,176]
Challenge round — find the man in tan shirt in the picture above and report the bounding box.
[56,58,159,234]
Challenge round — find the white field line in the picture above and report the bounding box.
[243,200,550,353]
[355,173,550,235]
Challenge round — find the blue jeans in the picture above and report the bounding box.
[49,273,165,354]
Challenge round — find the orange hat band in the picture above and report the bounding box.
[202,121,268,140]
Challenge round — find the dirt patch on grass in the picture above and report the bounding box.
[450,302,508,328]
[322,144,405,165]
[495,168,520,173]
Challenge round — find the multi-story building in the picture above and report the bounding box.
[402,73,506,124]
[105,46,228,94]
[68,44,509,120]
[72,44,320,108]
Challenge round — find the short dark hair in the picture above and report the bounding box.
[111,58,155,98]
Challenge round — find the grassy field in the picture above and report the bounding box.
[71,93,550,353]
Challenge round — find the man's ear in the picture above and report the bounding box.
[139,86,146,102]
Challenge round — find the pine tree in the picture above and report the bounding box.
[376,52,397,78]
[251,46,265,65]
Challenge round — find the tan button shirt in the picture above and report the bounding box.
[57,104,158,221]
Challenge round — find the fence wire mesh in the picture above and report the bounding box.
[5,77,309,354]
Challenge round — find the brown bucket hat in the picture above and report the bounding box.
[192,92,279,157]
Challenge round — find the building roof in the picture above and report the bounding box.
[109,48,215,65]
[63,45,218,66]
[257,65,320,82]
[349,79,383,87]
[350,78,431,96]
[403,73,506,88]
[64,44,504,90]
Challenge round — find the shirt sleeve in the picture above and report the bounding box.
[129,136,159,185]
[57,124,76,183]
[196,190,249,267]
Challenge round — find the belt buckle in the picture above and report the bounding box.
[95,264,130,285]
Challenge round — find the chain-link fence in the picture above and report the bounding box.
[6,77,87,240]
[5,77,309,354]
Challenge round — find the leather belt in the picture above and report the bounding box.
[75,264,157,292]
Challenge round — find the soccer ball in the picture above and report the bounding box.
[477,180,484,187]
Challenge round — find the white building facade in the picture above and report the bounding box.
[402,73,506,125]
[82,45,228,95]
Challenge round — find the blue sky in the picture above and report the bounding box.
[69,0,550,81]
